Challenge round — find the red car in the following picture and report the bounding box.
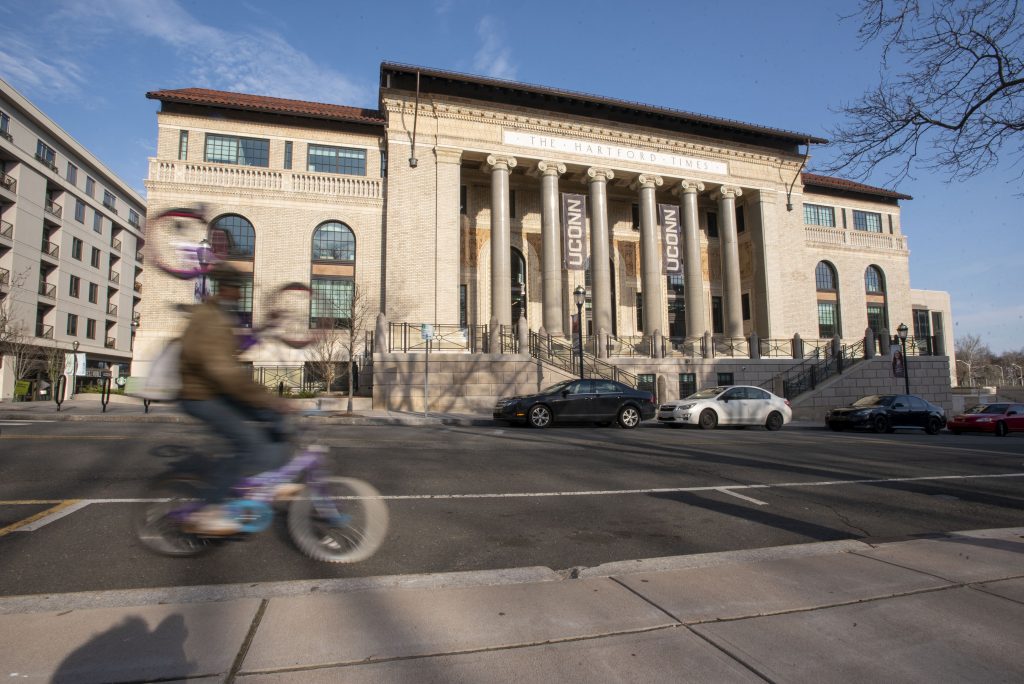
[947,403,1024,436]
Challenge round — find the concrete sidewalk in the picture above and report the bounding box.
[0,528,1021,683]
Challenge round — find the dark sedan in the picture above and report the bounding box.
[493,379,656,429]
[826,394,946,434]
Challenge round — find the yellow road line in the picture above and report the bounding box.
[0,500,80,537]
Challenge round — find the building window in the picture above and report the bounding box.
[853,210,882,233]
[867,304,887,334]
[209,214,256,259]
[637,373,657,402]
[74,198,85,222]
[85,176,95,197]
[88,282,98,303]
[815,261,837,291]
[204,133,270,167]
[803,203,836,227]
[632,203,640,230]
[706,211,718,238]
[66,313,78,335]
[0,111,10,139]
[311,278,353,329]
[311,221,354,261]
[736,206,745,234]
[284,141,292,170]
[128,209,140,227]
[71,237,83,260]
[741,292,751,321]
[208,276,254,327]
[717,372,734,386]
[818,301,838,339]
[816,261,840,338]
[460,185,467,215]
[666,275,685,338]
[102,190,116,212]
[69,275,80,298]
[36,140,56,168]
[66,162,78,185]
[178,130,188,160]
[865,265,885,294]
[307,144,366,175]
[711,296,724,334]
[678,373,697,398]
[86,319,96,339]
[459,284,468,328]
[93,212,103,234]
[91,247,100,268]
[509,189,517,219]
[635,292,644,332]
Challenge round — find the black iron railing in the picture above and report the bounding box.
[527,330,638,387]
[41,240,59,258]
[36,324,53,339]
[0,220,12,239]
[765,339,867,400]
[387,322,484,352]
[711,336,749,358]
[107,304,118,316]
[38,280,55,298]
[1,172,16,193]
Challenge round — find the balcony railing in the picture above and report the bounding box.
[35,153,58,172]
[128,215,140,228]
[0,267,9,286]
[0,172,15,193]
[0,129,12,142]
[805,225,907,251]
[150,159,384,200]
[108,270,120,284]
[44,200,63,219]
[133,281,142,293]
[105,337,116,349]
[111,237,121,252]
[38,280,56,298]
[136,250,144,263]
[41,240,59,258]
[107,303,118,316]
[36,324,54,339]
[0,219,12,240]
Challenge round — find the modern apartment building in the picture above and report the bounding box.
[0,77,145,401]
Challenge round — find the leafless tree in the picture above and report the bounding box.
[341,284,373,413]
[1,268,40,396]
[305,323,346,398]
[826,1,1024,185]
[955,333,994,385]
[41,343,68,401]
[305,283,374,413]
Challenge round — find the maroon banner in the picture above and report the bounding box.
[658,203,682,274]
[561,193,587,270]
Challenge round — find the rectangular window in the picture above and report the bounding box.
[306,144,366,175]
[178,130,188,160]
[509,190,517,219]
[85,176,95,197]
[102,190,117,212]
[380,148,387,177]
[128,209,140,227]
[36,140,56,168]
[635,292,644,332]
[66,162,78,185]
[86,318,96,339]
[866,304,887,334]
[72,237,83,260]
[678,373,697,398]
[717,372,734,386]
[931,312,945,355]
[853,210,882,233]
[736,206,745,233]
[711,296,724,334]
[632,203,640,230]
[460,185,467,215]
[741,292,751,321]
[66,313,78,336]
[74,198,85,222]
[637,373,657,403]
[283,141,292,169]
[706,211,718,238]
[88,282,98,303]
[93,212,103,234]
[204,133,270,167]
[310,278,353,328]
[818,301,838,338]
[803,203,836,227]
[459,284,468,328]
[0,111,10,139]
[91,247,100,268]
[888,214,894,234]
[69,275,80,298]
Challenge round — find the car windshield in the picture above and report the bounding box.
[852,395,893,407]
[964,404,1008,414]
[540,381,574,394]
[686,387,725,400]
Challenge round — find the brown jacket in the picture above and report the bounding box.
[178,300,275,408]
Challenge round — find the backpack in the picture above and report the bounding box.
[125,339,182,401]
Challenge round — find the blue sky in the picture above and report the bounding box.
[2,0,1021,352]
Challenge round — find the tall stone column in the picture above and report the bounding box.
[634,174,664,340]
[586,167,614,354]
[714,185,744,338]
[677,180,705,338]
[435,146,463,324]
[537,161,566,337]
[487,154,517,328]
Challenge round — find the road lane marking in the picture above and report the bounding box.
[0,435,129,440]
[716,488,769,505]
[0,500,83,537]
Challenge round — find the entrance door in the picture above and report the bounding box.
[511,247,526,326]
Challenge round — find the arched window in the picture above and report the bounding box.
[312,221,355,262]
[864,265,888,334]
[816,261,840,339]
[209,214,255,259]
[310,221,356,329]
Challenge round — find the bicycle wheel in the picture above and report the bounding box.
[149,206,217,282]
[133,476,212,557]
[288,477,389,563]
[264,282,314,349]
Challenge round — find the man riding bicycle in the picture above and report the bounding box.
[178,262,293,535]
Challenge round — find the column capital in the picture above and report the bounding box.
[585,167,615,183]
[435,146,463,165]
[631,174,663,190]
[485,154,517,171]
[712,185,743,200]
[674,179,705,195]
[536,160,567,177]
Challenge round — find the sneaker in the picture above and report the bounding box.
[183,505,241,536]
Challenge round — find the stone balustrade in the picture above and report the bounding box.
[149,160,383,200]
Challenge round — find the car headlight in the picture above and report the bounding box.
[677,403,695,410]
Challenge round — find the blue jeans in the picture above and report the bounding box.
[180,398,289,504]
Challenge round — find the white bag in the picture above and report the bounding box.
[126,339,182,401]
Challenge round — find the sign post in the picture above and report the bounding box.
[421,324,434,418]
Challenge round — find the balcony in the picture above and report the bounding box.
[128,215,140,228]
[35,153,58,172]
[804,225,908,251]
[102,200,118,215]
[134,281,142,293]
[107,303,118,316]
[149,159,383,201]
[40,240,59,259]
[44,199,63,219]
[36,324,53,339]
[111,236,121,252]
[136,250,144,263]
[105,337,116,349]
[0,267,9,287]
[0,172,15,194]
[0,219,12,241]
[108,270,120,284]
[0,129,11,142]
[38,280,56,299]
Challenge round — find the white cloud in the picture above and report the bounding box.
[435,0,456,15]
[0,33,88,96]
[473,16,517,80]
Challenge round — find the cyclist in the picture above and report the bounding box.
[177,262,291,535]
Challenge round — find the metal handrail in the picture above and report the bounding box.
[766,339,867,400]
[711,336,749,358]
[666,337,704,357]
[0,173,15,193]
[38,280,56,298]
[109,270,120,284]
[527,330,638,387]
[41,240,59,257]
[36,324,53,339]
[0,220,12,239]
[111,237,122,252]
[44,200,62,218]
[107,304,118,316]
[759,338,796,358]
[387,322,483,352]
[0,267,9,286]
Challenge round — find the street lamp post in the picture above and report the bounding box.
[956,359,973,387]
[1012,363,1023,387]
[198,237,211,299]
[130,312,140,352]
[573,286,585,379]
[70,339,80,399]
[896,323,910,394]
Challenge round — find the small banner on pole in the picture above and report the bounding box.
[892,348,906,378]
[658,204,682,275]
[561,193,587,270]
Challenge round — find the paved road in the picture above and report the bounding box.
[1,419,1022,597]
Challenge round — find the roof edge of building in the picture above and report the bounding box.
[802,172,913,201]
[145,88,385,127]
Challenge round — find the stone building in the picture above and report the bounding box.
[136,63,954,412]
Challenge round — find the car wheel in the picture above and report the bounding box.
[698,409,718,430]
[828,423,844,432]
[925,417,943,435]
[527,405,552,429]
[995,421,1008,437]
[872,415,888,434]
[617,405,641,429]
[765,411,784,431]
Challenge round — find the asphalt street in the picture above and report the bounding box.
[1,419,1023,597]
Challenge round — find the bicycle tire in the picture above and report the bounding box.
[133,476,212,557]
[288,476,389,563]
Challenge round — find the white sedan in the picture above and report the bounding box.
[657,385,792,431]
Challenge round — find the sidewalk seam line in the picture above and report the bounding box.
[608,575,685,624]
[848,549,973,583]
[686,626,777,683]
[225,598,268,684]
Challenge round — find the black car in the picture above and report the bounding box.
[493,379,656,429]
[826,394,946,434]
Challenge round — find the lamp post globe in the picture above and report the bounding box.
[573,286,585,379]
[896,323,910,394]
